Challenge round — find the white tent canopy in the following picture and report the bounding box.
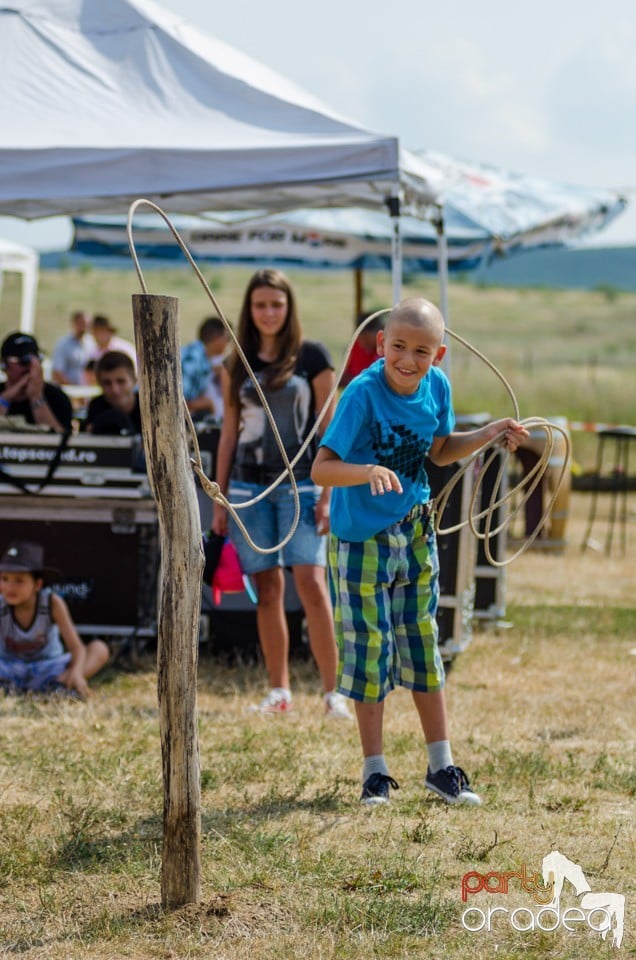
[73,153,628,272]
[0,0,441,220]
[71,148,628,321]
[416,151,628,320]
[0,239,39,333]
[0,1,624,320]
[419,150,627,249]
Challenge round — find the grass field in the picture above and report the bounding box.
[1,494,634,959]
[1,264,635,471]
[0,265,634,957]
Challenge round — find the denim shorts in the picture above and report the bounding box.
[227,479,327,574]
[327,510,445,702]
[0,653,71,691]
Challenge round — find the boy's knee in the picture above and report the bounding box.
[91,639,111,664]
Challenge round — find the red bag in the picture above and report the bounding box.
[211,538,256,606]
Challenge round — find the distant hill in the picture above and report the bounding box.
[473,244,636,291]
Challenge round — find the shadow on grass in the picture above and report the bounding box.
[48,777,351,878]
[50,814,163,874]
[202,776,356,826]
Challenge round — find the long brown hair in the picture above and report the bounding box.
[227,268,301,404]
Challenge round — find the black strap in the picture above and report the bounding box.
[0,429,72,495]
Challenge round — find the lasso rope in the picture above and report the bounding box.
[127,200,569,566]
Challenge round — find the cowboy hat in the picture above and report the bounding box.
[0,540,60,581]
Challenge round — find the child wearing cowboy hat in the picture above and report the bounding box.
[0,540,109,698]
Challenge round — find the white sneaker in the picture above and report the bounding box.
[324,691,353,720]
[249,688,293,715]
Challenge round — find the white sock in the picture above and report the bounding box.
[271,687,291,702]
[427,740,453,774]
[363,754,389,782]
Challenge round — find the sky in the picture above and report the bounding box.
[1,0,635,251]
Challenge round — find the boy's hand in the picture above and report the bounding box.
[1,370,30,403]
[491,418,529,452]
[24,357,46,402]
[59,666,89,700]
[315,499,330,535]
[367,465,403,496]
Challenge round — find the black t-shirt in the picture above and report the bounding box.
[233,340,332,482]
[0,382,73,431]
[84,393,142,435]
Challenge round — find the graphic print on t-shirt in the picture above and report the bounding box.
[370,420,430,483]
[238,373,312,470]
[5,630,48,659]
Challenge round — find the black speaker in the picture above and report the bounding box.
[426,458,477,657]
[193,424,220,532]
[206,608,306,663]
[0,506,159,638]
[201,568,309,662]
[429,462,464,597]
[473,446,507,619]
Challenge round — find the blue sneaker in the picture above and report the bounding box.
[425,765,481,805]
[360,772,400,806]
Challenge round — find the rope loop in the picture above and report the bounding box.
[432,411,570,566]
[128,201,569,566]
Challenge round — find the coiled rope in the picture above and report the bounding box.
[127,199,569,566]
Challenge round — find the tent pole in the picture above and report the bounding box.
[387,194,402,305]
[434,207,451,377]
[20,255,38,334]
[435,206,449,325]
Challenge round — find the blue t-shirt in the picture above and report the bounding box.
[321,359,454,541]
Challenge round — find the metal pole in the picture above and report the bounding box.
[387,194,402,305]
[435,206,449,326]
[434,207,451,378]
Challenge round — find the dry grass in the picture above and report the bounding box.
[1,495,634,959]
[507,492,636,606]
[1,265,635,955]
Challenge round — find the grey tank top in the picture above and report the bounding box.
[0,588,64,661]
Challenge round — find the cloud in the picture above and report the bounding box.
[363,37,547,166]
[546,35,636,163]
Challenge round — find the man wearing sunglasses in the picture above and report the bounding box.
[0,333,73,433]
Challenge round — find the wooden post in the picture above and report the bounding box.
[132,294,202,909]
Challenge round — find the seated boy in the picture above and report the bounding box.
[312,297,528,806]
[84,350,141,435]
[0,540,109,699]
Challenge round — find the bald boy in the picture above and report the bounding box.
[312,296,528,807]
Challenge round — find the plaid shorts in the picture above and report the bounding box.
[328,507,445,702]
